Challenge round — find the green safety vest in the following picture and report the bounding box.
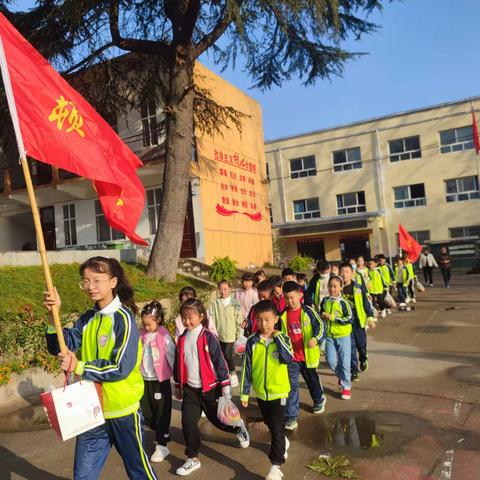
[320,297,352,339]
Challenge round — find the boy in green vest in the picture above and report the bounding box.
[306,259,330,310]
[404,257,417,303]
[280,281,325,431]
[240,300,293,480]
[394,256,410,306]
[339,263,375,383]
[367,257,388,318]
[376,254,394,314]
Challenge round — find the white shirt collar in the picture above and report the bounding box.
[97,295,122,315]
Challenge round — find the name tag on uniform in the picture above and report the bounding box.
[281,398,286,406]
[154,393,162,400]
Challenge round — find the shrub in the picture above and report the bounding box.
[289,254,314,273]
[208,256,238,283]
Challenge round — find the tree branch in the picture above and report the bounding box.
[192,1,241,58]
[63,42,115,75]
[108,0,172,59]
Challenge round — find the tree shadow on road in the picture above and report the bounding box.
[0,445,69,480]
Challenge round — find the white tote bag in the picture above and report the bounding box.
[41,380,104,441]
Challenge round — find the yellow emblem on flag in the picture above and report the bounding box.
[116,198,124,207]
[48,95,85,138]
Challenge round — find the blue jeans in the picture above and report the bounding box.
[74,409,158,480]
[285,360,324,421]
[350,318,367,374]
[325,336,351,390]
[397,282,407,303]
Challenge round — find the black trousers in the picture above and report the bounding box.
[440,267,451,286]
[140,379,172,446]
[219,341,236,372]
[407,280,416,300]
[350,318,367,374]
[257,398,286,466]
[371,292,387,311]
[423,266,433,284]
[181,384,240,458]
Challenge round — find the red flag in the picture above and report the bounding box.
[0,13,147,245]
[398,224,422,263]
[472,107,480,154]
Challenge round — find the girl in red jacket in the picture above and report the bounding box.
[174,298,250,476]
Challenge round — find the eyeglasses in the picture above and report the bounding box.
[79,278,112,290]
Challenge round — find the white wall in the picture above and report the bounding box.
[0,216,36,251]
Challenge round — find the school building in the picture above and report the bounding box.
[265,96,480,266]
[0,63,273,268]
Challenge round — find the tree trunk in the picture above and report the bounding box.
[146,57,195,281]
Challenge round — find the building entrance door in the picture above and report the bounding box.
[40,206,56,250]
[180,186,197,258]
[296,238,325,260]
[341,237,370,261]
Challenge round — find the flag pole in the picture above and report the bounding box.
[0,36,66,355]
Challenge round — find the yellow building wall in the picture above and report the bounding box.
[194,64,273,268]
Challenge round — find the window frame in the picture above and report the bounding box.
[439,126,474,154]
[293,197,321,221]
[63,204,77,246]
[336,191,367,215]
[393,183,427,209]
[95,200,125,242]
[332,147,362,172]
[147,187,162,235]
[141,102,159,147]
[449,225,480,238]
[289,155,317,179]
[388,135,422,162]
[444,175,480,202]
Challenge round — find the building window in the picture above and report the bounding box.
[141,102,159,147]
[439,126,474,154]
[293,198,320,221]
[290,155,316,179]
[449,225,480,238]
[268,203,273,223]
[147,188,162,235]
[95,200,125,242]
[332,147,361,172]
[389,135,421,162]
[336,191,366,215]
[266,163,270,181]
[445,175,480,202]
[393,183,426,209]
[63,204,77,246]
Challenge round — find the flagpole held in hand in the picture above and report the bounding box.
[0,36,67,355]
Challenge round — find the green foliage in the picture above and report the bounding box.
[208,256,238,284]
[272,237,288,267]
[306,455,361,479]
[289,254,314,273]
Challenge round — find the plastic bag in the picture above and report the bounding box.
[415,280,425,292]
[384,291,397,308]
[234,335,247,355]
[217,395,242,426]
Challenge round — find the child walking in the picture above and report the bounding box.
[236,272,259,324]
[210,280,243,387]
[394,257,410,305]
[306,259,331,310]
[367,257,388,317]
[44,257,158,480]
[240,300,294,480]
[271,275,286,312]
[140,301,175,463]
[280,281,326,431]
[320,276,353,400]
[404,257,417,302]
[174,286,217,341]
[243,279,274,336]
[174,299,250,476]
[339,263,375,383]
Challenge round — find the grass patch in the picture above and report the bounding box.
[306,455,361,479]
[0,263,213,319]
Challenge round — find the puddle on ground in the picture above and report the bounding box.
[0,404,49,433]
[449,364,480,386]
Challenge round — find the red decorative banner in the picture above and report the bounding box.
[216,203,262,221]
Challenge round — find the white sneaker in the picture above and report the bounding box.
[406,297,411,304]
[236,419,250,448]
[176,458,201,476]
[265,464,284,480]
[284,436,290,459]
[151,444,169,462]
[381,309,387,318]
[412,298,417,303]
[230,372,239,388]
[386,308,392,315]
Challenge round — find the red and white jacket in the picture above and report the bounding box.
[174,327,230,393]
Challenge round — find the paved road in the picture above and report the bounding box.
[1,270,479,479]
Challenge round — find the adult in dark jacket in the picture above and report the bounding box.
[438,246,452,288]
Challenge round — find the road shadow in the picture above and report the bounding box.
[0,445,69,480]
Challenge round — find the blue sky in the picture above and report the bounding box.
[12,0,480,140]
